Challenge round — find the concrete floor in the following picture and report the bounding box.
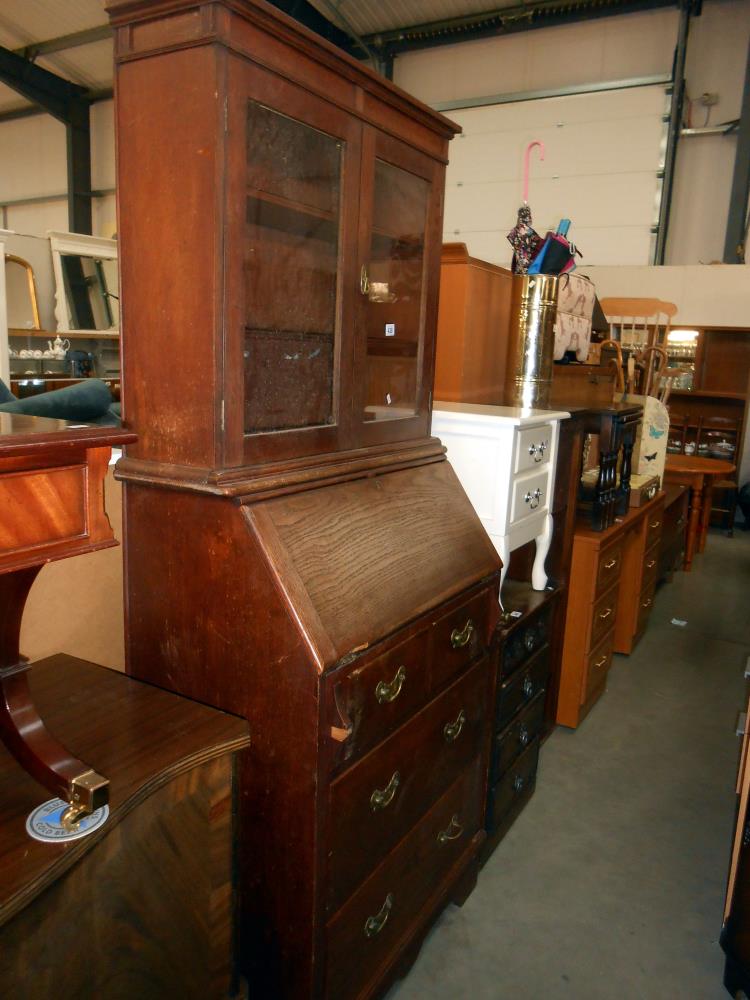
[389,528,750,1000]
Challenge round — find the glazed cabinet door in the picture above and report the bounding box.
[354,129,445,447]
[224,57,362,466]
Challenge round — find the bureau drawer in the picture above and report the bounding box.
[332,627,431,761]
[595,540,623,599]
[584,631,614,703]
[327,657,489,912]
[645,502,665,551]
[490,691,545,782]
[495,644,549,731]
[590,583,617,651]
[325,761,483,999]
[510,469,549,525]
[500,607,551,679]
[515,425,552,475]
[431,588,492,691]
[487,738,540,833]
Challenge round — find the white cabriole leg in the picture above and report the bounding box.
[531,512,553,590]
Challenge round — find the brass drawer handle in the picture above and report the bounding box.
[594,655,607,670]
[646,559,656,569]
[443,709,466,743]
[642,597,652,609]
[650,520,661,529]
[450,619,474,649]
[599,608,612,621]
[437,814,464,843]
[518,724,530,747]
[522,676,534,699]
[604,558,617,570]
[370,771,400,812]
[375,665,406,704]
[360,264,370,295]
[364,893,393,938]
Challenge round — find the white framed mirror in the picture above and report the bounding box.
[48,231,119,335]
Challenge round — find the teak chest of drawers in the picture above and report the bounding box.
[556,493,664,728]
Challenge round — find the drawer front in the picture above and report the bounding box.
[495,644,549,731]
[515,425,552,475]
[584,631,614,703]
[490,691,545,782]
[590,584,617,651]
[500,606,551,679]
[431,589,492,691]
[645,502,665,552]
[641,542,660,593]
[325,761,483,999]
[635,579,656,639]
[595,540,623,600]
[332,627,431,761]
[328,658,489,912]
[510,469,549,525]
[487,739,540,833]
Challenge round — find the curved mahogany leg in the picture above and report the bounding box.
[0,567,108,814]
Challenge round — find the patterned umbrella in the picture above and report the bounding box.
[507,140,545,273]
[507,203,541,273]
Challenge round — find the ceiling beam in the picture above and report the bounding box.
[13,25,112,60]
[266,0,359,55]
[0,45,92,233]
[364,0,680,57]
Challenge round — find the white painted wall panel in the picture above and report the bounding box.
[393,8,678,105]
[442,85,666,267]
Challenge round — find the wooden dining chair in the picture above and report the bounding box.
[599,298,679,399]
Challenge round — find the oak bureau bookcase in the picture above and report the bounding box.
[105,1,503,997]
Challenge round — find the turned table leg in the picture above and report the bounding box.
[683,483,703,571]
[698,480,713,553]
[0,567,108,820]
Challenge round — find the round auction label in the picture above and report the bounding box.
[26,797,109,843]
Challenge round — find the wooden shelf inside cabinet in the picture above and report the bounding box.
[9,330,120,341]
[670,389,746,401]
[246,187,338,242]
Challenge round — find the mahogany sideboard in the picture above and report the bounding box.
[105,1,502,996]
[0,655,250,998]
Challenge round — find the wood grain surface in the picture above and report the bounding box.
[0,654,249,925]
[250,461,500,665]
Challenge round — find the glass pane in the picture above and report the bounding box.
[244,101,341,434]
[363,159,429,422]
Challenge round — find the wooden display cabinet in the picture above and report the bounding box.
[106,2,502,998]
[665,326,749,524]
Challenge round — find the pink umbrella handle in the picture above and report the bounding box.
[523,140,545,203]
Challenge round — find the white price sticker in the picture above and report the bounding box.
[385,323,396,337]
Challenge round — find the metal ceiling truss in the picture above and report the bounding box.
[362,0,684,59]
[0,44,93,233]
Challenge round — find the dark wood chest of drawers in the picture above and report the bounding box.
[483,583,557,856]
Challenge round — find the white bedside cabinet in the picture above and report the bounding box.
[432,402,570,596]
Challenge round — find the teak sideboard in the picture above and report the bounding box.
[106,1,502,997]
